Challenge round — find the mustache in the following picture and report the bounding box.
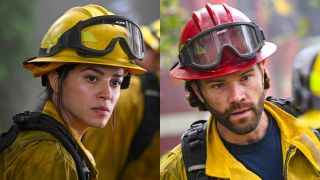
[225,102,255,115]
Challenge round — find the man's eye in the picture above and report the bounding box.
[212,83,224,89]
[241,75,252,81]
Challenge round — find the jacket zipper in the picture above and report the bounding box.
[283,145,296,180]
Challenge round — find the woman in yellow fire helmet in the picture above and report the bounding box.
[83,19,160,180]
[0,4,145,180]
[292,44,320,129]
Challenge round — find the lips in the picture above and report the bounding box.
[229,108,251,120]
[91,106,110,116]
[231,108,250,115]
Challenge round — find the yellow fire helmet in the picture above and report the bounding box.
[141,19,160,53]
[24,4,146,77]
[292,44,320,128]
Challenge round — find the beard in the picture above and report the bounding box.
[209,90,266,135]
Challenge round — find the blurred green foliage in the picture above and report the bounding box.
[310,0,320,8]
[0,0,35,130]
[297,18,311,37]
[160,0,186,69]
[0,0,35,80]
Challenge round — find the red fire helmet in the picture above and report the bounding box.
[170,3,277,80]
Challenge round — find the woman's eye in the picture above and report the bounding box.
[111,79,122,87]
[86,76,97,83]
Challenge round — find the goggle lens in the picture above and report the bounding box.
[179,22,265,71]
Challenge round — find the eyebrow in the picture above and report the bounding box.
[203,67,255,83]
[80,67,125,77]
[240,67,255,76]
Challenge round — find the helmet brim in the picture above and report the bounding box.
[24,55,146,77]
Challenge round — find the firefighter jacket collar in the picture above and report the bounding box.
[42,100,98,176]
[206,101,320,179]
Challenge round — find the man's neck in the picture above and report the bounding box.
[217,111,269,145]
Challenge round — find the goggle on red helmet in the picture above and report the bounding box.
[170,3,277,80]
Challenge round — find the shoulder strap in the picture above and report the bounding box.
[181,120,213,180]
[0,125,18,151]
[0,111,90,180]
[266,96,320,140]
[125,72,160,164]
[266,96,303,117]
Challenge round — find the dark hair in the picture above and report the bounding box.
[184,66,271,111]
[185,80,208,111]
[42,64,77,111]
[263,70,270,90]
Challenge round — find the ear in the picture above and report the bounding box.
[263,68,271,89]
[190,81,205,103]
[263,68,270,79]
[47,71,60,94]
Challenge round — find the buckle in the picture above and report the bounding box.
[13,111,32,124]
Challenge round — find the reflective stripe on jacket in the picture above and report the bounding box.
[160,101,320,180]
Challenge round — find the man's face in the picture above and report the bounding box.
[195,65,266,135]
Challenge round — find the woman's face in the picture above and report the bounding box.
[51,64,125,135]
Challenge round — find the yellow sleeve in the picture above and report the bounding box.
[160,144,188,180]
[121,131,160,179]
[3,138,78,179]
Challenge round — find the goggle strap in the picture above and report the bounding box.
[38,28,80,57]
[119,41,135,60]
[260,29,265,41]
[178,52,186,68]
[39,46,62,57]
[170,61,179,71]
[37,15,144,60]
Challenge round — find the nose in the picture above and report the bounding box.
[228,83,246,104]
[98,82,113,100]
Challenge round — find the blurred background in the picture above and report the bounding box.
[2,0,320,159]
[0,0,159,132]
[160,0,320,155]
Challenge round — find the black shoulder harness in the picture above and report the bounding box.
[0,111,91,180]
[181,120,213,180]
[181,97,319,180]
[265,96,303,117]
